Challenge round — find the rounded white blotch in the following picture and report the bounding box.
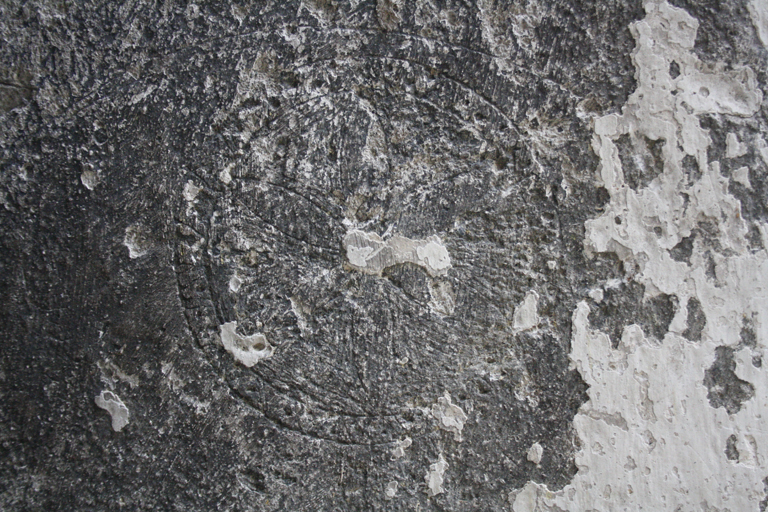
[384,481,398,500]
[95,390,130,432]
[347,244,374,267]
[80,168,100,190]
[229,275,243,293]
[431,392,468,442]
[391,436,412,459]
[417,240,451,273]
[183,180,201,202]
[219,321,274,367]
[219,164,234,184]
[425,454,448,497]
[527,442,544,465]
[513,290,540,332]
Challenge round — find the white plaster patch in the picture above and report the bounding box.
[431,392,468,442]
[219,163,234,184]
[726,132,748,159]
[95,390,130,432]
[183,180,200,202]
[384,480,398,500]
[748,0,768,48]
[392,436,412,459]
[733,166,752,189]
[343,229,451,277]
[80,167,100,190]
[527,442,544,465]
[229,274,243,293]
[514,1,768,510]
[513,290,540,332]
[425,453,448,497]
[219,321,274,367]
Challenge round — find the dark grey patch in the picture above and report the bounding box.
[747,224,765,252]
[382,263,432,305]
[614,134,665,191]
[589,281,677,347]
[762,477,768,512]
[0,68,34,113]
[237,468,268,494]
[725,434,739,461]
[741,315,757,349]
[703,346,755,415]
[669,61,680,79]
[682,154,701,183]
[682,297,706,341]
[704,251,718,282]
[669,234,694,263]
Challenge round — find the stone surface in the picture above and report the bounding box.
[0,0,766,511]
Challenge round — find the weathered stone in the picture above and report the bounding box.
[1,0,766,510]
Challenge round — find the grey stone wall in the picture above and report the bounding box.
[1,1,767,510]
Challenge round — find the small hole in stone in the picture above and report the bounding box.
[654,227,663,237]
[699,87,710,98]
[615,216,622,225]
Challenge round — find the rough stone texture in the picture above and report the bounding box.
[0,1,765,511]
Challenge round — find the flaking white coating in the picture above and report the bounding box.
[514,1,768,510]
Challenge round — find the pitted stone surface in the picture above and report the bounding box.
[1,0,766,511]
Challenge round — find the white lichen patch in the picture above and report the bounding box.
[343,229,451,277]
[219,321,274,367]
[95,390,130,432]
[513,1,768,510]
[431,392,468,442]
[513,290,540,332]
[526,442,543,465]
[124,224,152,259]
[425,453,448,497]
[391,436,412,459]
